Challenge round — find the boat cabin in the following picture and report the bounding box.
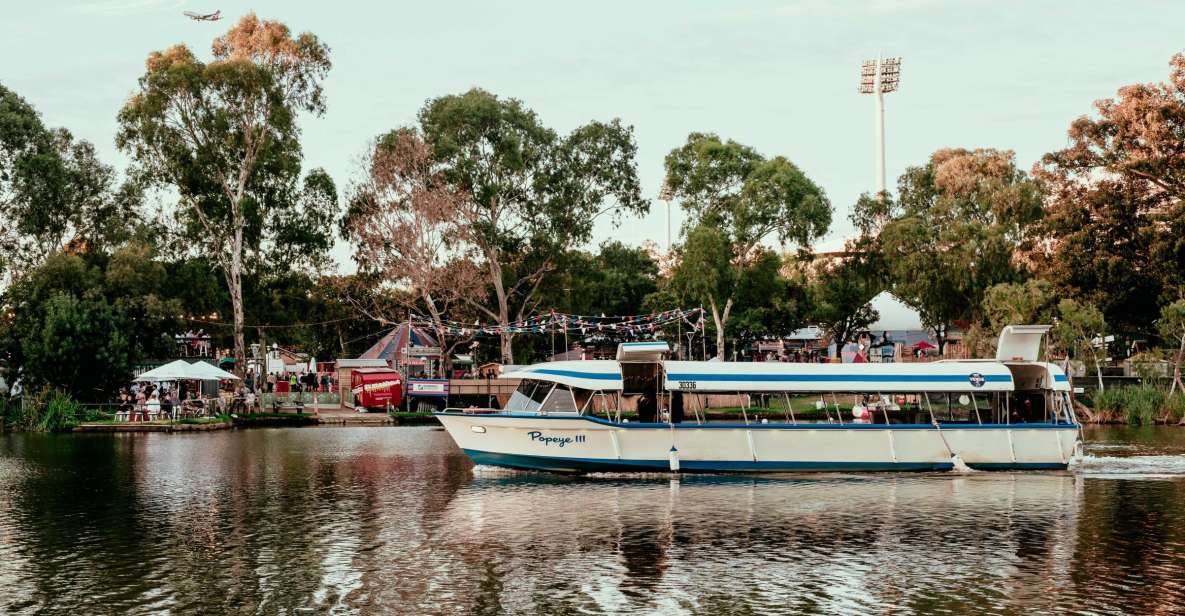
[493,326,1074,426]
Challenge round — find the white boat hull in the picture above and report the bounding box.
[435,413,1080,473]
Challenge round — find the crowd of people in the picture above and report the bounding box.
[116,368,338,421]
[117,381,197,421]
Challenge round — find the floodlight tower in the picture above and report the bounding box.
[658,179,675,253]
[859,55,901,198]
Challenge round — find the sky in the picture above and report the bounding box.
[4,0,1185,328]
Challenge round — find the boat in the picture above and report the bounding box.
[434,325,1082,473]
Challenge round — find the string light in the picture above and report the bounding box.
[407,308,706,337]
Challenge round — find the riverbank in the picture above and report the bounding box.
[65,408,438,432]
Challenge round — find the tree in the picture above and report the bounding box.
[728,250,809,357]
[343,127,483,370]
[807,257,880,356]
[417,88,647,362]
[1,84,139,282]
[1157,299,1185,395]
[807,193,889,354]
[117,14,332,376]
[1052,298,1108,392]
[1034,50,1185,331]
[880,148,1042,354]
[665,133,831,359]
[0,248,181,402]
[983,279,1056,333]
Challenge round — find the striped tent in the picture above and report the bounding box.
[359,322,439,364]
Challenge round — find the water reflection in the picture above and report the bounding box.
[0,427,1183,615]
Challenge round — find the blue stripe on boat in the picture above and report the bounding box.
[1054,374,1068,382]
[461,449,1068,473]
[665,373,1012,383]
[524,368,621,380]
[435,412,1077,430]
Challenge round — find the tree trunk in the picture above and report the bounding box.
[485,248,514,364]
[1171,334,1185,396]
[709,298,733,361]
[228,223,246,379]
[1087,346,1104,392]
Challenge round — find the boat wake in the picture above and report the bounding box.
[470,464,542,477]
[1076,454,1185,478]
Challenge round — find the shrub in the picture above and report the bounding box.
[38,391,82,432]
[1093,387,1127,419]
[82,407,113,422]
[1124,385,1164,426]
[1162,393,1185,423]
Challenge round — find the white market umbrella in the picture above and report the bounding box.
[188,361,241,381]
[136,360,200,381]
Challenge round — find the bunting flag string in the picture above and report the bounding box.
[407,307,706,338]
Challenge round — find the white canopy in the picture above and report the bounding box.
[187,361,240,381]
[502,360,623,391]
[996,325,1051,362]
[135,360,239,382]
[663,360,1015,393]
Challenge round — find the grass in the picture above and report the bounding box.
[1087,384,1185,425]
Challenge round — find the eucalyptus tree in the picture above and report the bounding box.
[1035,50,1185,331]
[417,88,647,363]
[664,133,830,359]
[1,83,138,283]
[117,14,333,375]
[879,148,1042,354]
[343,127,483,369]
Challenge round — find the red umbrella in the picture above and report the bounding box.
[914,341,937,351]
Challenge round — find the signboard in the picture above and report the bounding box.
[408,379,449,397]
[404,346,442,357]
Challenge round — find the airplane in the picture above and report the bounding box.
[183,10,221,22]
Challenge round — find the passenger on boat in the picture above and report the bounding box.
[637,383,658,423]
[670,391,684,424]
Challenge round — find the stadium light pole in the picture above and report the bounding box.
[859,55,901,199]
[658,179,675,253]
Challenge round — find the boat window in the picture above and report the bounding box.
[506,379,554,414]
[621,362,660,395]
[521,380,553,405]
[540,384,579,414]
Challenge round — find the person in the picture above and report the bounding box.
[636,383,658,423]
[266,371,276,393]
[147,392,161,419]
[161,383,173,418]
[671,390,685,424]
[135,387,147,421]
[245,369,255,394]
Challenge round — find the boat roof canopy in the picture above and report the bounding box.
[663,361,1015,393]
[616,341,669,362]
[501,360,623,391]
[996,325,1051,362]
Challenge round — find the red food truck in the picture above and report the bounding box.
[350,368,403,411]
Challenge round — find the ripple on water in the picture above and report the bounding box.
[1,428,1185,615]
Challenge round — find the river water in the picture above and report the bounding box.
[1,425,1184,615]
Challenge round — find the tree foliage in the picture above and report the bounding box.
[343,127,483,365]
[416,88,647,362]
[116,13,333,375]
[879,148,1042,352]
[0,248,181,402]
[1158,299,1185,394]
[1052,298,1108,391]
[1033,52,1185,331]
[665,133,830,358]
[1,83,139,282]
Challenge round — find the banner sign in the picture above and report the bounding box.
[405,346,442,357]
[408,379,449,397]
